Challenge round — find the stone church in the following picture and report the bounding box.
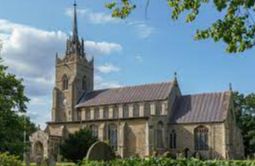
[30,2,244,161]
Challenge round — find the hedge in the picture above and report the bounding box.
[81,157,255,166]
[0,152,22,166]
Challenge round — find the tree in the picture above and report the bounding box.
[106,0,255,53]
[0,42,37,158]
[59,128,98,163]
[233,92,255,157]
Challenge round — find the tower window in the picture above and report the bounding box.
[62,75,68,90]
[82,76,87,90]
[194,126,209,151]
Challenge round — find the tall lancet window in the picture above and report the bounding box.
[156,121,164,149]
[82,76,87,90]
[169,130,176,149]
[194,126,209,150]
[108,124,118,151]
[90,124,98,138]
[62,75,68,90]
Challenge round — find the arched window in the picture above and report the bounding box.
[169,130,176,149]
[133,103,139,117]
[194,126,209,150]
[103,107,109,119]
[113,106,118,119]
[156,102,162,115]
[62,75,68,90]
[90,124,98,138]
[82,76,87,90]
[85,109,90,120]
[156,121,164,149]
[108,124,118,151]
[123,104,129,118]
[144,102,150,116]
[94,107,99,120]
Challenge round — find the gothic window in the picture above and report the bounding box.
[82,76,87,90]
[194,126,209,151]
[156,121,164,149]
[94,107,99,120]
[169,130,176,149]
[62,75,68,90]
[90,124,98,138]
[113,106,118,119]
[133,103,139,117]
[103,107,109,119]
[144,102,150,116]
[156,102,162,115]
[108,124,118,151]
[85,109,90,120]
[123,104,129,118]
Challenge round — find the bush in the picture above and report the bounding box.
[60,128,97,163]
[0,152,22,166]
[80,157,255,166]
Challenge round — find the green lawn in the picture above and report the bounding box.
[22,162,75,166]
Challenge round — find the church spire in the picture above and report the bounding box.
[72,0,79,42]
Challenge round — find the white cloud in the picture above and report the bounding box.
[129,21,155,39]
[0,19,123,126]
[95,75,122,89]
[65,7,155,39]
[65,8,119,24]
[97,63,120,74]
[85,41,122,56]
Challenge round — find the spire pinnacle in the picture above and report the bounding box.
[72,0,79,42]
[173,72,178,86]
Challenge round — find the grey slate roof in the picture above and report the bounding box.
[76,82,173,108]
[170,92,231,124]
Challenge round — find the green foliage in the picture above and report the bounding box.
[0,58,37,158]
[81,157,255,166]
[60,128,98,163]
[106,0,255,53]
[0,153,22,166]
[105,0,136,19]
[233,92,255,157]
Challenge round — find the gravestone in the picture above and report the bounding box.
[86,141,115,161]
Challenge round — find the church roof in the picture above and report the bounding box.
[170,92,231,124]
[76,82,173,108]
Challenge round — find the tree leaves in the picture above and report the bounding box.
[59,128,98,163]
[233,92,255,156]
[105,0,136,19]
[106,0,255,53]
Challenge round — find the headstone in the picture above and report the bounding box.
[86,141,115,161]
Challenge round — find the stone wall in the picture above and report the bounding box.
[168,123,226,159]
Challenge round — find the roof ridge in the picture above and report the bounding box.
[182,91,230,97]
[92,81,173,92]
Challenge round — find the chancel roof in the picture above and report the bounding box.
[76,82,174,108]
[170,92,231,124]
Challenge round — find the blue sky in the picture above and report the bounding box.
[0,0,255,128]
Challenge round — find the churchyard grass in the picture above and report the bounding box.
[22,163,75,166]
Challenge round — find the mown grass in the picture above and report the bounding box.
[22,162,75,166]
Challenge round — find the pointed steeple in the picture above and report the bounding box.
[72,0,79,43]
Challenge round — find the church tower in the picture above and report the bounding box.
[52,2,94,122]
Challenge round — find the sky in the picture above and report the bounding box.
[0,0,255,128]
